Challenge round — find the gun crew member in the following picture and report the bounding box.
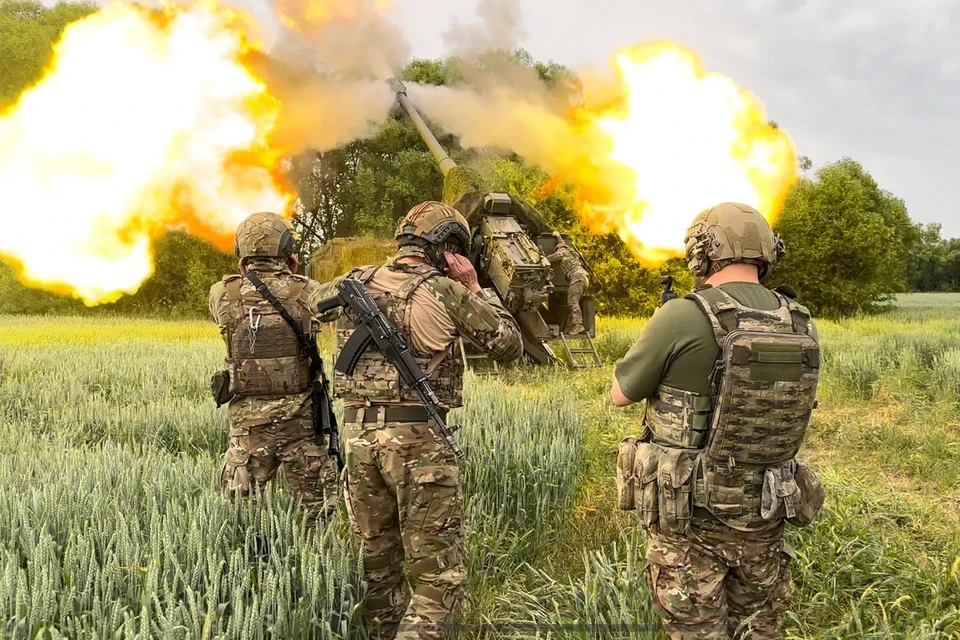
[316,201,523,640]
[209,212,340,529]
[548,230,590,335]
[610,203,826,640]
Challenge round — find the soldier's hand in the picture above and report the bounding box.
[445,252,481,293]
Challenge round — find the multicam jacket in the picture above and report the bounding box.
[316,257,523,409]
[547,243,588,284]
[209,258,327,426]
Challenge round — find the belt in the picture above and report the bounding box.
[342,405,446,425]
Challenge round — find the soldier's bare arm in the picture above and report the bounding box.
[428,276,523,362]
[611,304,681,405]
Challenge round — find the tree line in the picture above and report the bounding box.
[1,0,953,319]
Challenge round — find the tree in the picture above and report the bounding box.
[0,0,96,107]
[770,158,917,317]
[907,224,960,292]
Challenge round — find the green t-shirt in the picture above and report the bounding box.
[614,283,820,402]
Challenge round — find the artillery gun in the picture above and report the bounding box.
[387,78,597,366]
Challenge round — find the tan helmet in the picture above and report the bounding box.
[395,201,471,269]
[234,211,296,259]
[684,202,784,282]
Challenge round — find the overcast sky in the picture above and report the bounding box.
[381,0,959,237]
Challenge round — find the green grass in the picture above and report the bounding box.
[1,310,959,638]
[896,292,960,309]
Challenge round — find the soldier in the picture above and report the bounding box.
[548,230,589,335]
[209,211,339,529]
[316,201,523,639]
[610,203,825,639]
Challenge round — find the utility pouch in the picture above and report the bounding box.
[702,460,746,517]
[210,370,234,408]
[760,461,801,521]
[616,437,640,511]
[657,449,696,534]
[787,462,826,527]
[635,442,661,529]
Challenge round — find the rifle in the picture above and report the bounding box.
[244,272,343,471]
[317,278,466,460]
[660,275,678,305]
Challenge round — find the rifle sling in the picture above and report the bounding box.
[244,271,321,370]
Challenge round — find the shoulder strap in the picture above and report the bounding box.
[245,271,321,374]
[686,287,740,340]
[394,268,441,329]
[780,294,813,335]
[344,265,381,284]
[225,277,242,302]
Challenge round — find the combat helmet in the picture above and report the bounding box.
[235,212,296,259]
[684,202,784,283]
[395,201,471,269]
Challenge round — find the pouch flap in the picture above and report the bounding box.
[634,442,661,483]
[659,449,695,489]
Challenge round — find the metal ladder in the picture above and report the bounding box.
[458,338,501,375]
[558,331,602,369]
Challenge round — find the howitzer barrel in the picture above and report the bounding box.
[387,77,456,177]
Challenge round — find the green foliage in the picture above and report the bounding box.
[103,232,238,317]
[0,0,96,107]
[907,223,960,292]
[0,260,87,315]
[771,158,918,317]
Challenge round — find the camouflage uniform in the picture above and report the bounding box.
[318,203,523,640]
[210,213,339,528]
[547,241,589,334]
[614,203,825,639]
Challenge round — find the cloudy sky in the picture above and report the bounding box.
[380,0,959,237]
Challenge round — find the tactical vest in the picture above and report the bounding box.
[334,264,465,409]
[222,272,314,397]
[643,286,820,531]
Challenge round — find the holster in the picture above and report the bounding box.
[210,370,234,408]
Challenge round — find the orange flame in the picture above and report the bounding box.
[573,41,800,266]
[0,0,292,305]
[276,0,392,33]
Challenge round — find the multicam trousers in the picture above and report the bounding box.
[646,523,792,639]
[342,407,467,640]
[220,413,340,527]
[566,276,588,332]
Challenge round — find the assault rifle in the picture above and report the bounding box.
[317,278,466,460]
[244,272,343,471]
[660,275,678,305]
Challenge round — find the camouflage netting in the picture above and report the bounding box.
[442,166,484,205]
[310,237,396,283]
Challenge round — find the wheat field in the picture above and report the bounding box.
[1,299,959,638]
